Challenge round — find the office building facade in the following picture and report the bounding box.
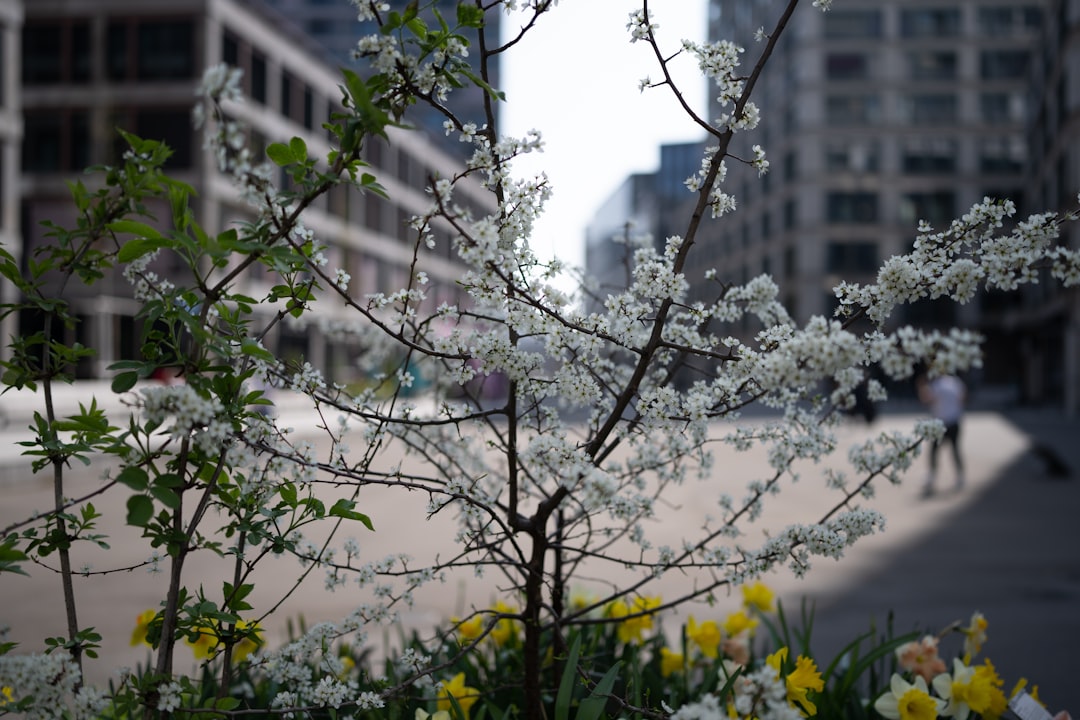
[15,0,493,381]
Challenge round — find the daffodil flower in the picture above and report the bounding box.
[896,635,947,683]
[874,673,946,720]
[130,609,157,648]
[660,647,684,678]
[687,616,722,659]
[722,609,758,638]
[741,581,775,613]
[766,647,825,716]
[490,601,519,647]
[0,686,14,706]
[932,658,995,720]
[961,611,988,659]
[452,615,485,643]
[606,596,661,644]
[437,672,479,720]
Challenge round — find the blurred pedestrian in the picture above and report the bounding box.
[917,372,966,497]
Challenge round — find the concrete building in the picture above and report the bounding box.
[262,0,501,157]
[0,0,21,364]
[1005,0,1080,412]
[583,141,702,312]
[587,1,1055,395]
[15,0,493,381]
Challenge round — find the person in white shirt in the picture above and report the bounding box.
[917,372,967,497]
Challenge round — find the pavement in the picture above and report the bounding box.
[0,382,1078,712]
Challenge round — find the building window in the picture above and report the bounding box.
[980,50,1030,80]
[107,18,195,81]
[251,51,267,104]
[978,137,1026,174]
[824,141,879,173]
[22,109,91,172]
[903,94,957,125]
[135,109,194,168]
[783,199,796,230]
[978,6,1043,36]
[823,10,882,39]
[303,86,314,130]
[908,51,957,80]
[826,241,878,274]
[825,94,880,125]
[23,20,91,85]
[783,151,797,182]
[223,31,240,66]
[980,92,1025,124]
[902,137,957,174]
[901,191,955,226]
[827,192,878,223]
[825,53,868,80]
[900,9,961,37]
[281,70,293,118]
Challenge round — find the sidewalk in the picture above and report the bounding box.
[0,385,1077,710]
[803,406,1080,714]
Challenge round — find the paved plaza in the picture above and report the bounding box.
[1,383,1077,713]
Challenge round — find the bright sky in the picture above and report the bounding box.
[500,2,709,272]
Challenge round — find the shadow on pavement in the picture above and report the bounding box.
[797,410,1080,714]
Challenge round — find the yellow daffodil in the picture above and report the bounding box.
[741,581,775,613]
[687,616,722,659]
[974,659,1008,719]
[1010,678,1042,705]
[766,647,824,716]
[437,673,479,720]
[932,659,995,720]
[874,673,946,720]
[490,601,519,647]
[337,655,356,681]
[130,609,156,648]
[184,620,262,662]
[606,596,661,644]
[186,626,218,660]
[722,609,758,638]
[453,615,485,643]
[961,611,988,659]
[1,686,14,706]
[896,635,947,683]
[230,620,262,662]
[660,647,684,678]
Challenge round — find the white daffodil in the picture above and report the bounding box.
[874,673,946,720]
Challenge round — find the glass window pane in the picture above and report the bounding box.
[137,20,194,80]
[23,22,63,84]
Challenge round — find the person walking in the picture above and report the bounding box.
[917,372,967,497]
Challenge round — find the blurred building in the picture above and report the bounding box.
[587,0,1075,403]
[1007,0,1080,411]
[14,0,493,381]
[583,141,702,313]
[0,0,21,364]
[263,0,501,157]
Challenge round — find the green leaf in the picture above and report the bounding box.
[576,662,620,720]
[115,466,149,491]
[150,486,181,510]
[555,634,581,720]
[289,136,308,163]
[456,2,484,28]
[328,499,375,531]
[110,220,163,240]
[266,142,294,167]
[117,237,167,264]
[111,371,139,393]
[126,495,154,527]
